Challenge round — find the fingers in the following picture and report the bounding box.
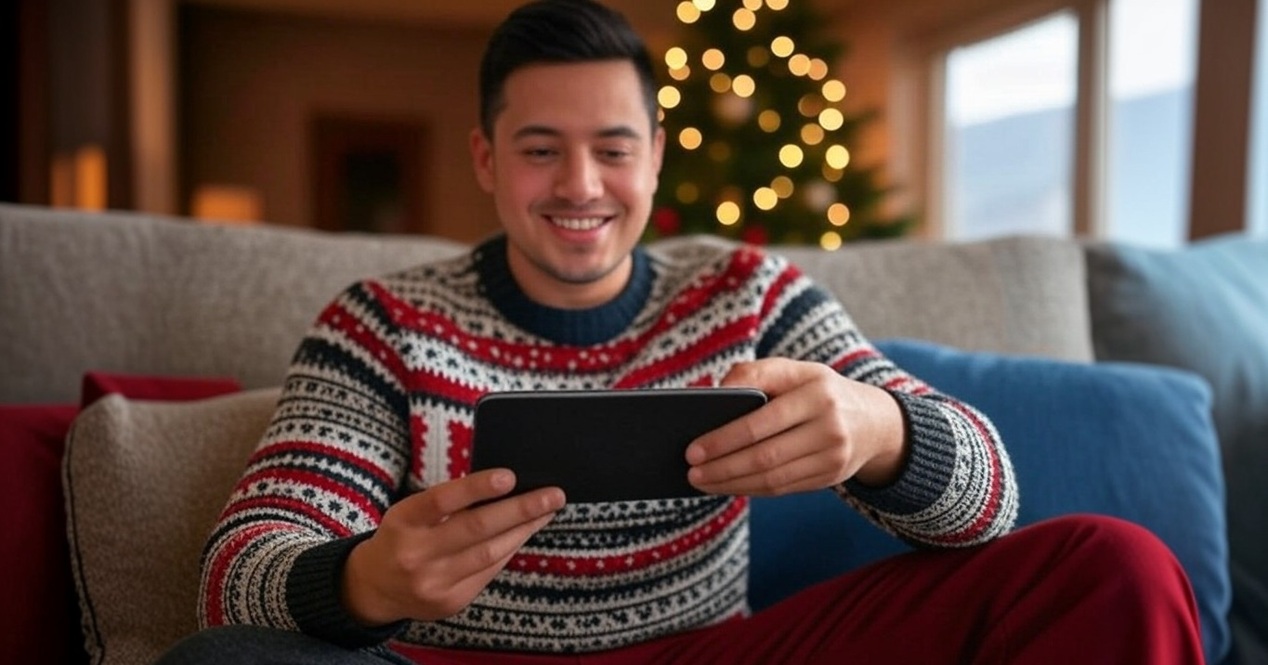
[687,361,830,466]
[401,468,520,526]
[353,481,565,624]
[688,421,853,496]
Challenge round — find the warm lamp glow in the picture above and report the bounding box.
[820,231,843,251]
[710,73,732,93]
[732,75,756,98]
[51,144,108,211]
[692,0,717,10]
[733,8,756,31]
[191,184,263,224]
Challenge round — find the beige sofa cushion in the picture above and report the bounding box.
[775,235,1094,362]
[0,204,465,404]
[3,204,1092,405]
[63,388,279,665]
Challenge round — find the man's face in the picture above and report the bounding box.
[471,60,665,309]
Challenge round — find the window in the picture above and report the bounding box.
[935,0,1199,245]
[942,14,1078,241]
[1249,0,1268,237]
[1105,0,1198,248]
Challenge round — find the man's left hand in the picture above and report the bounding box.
[685,358,907,496]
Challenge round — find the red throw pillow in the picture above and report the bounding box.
[0,373,242,665]
[80,371,242,409]
[0,404,87,665]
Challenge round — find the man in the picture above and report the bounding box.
[158,1,1203,663]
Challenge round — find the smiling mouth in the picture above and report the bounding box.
[546,215,611,231]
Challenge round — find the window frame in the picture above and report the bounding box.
[901,0,1258,242]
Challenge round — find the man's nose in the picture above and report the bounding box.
[554,153,603,204]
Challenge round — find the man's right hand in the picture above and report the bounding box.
[341,469,565,626]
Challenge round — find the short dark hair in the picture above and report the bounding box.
[478,0,659,138]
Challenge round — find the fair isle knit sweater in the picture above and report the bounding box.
[199,235,1018,654]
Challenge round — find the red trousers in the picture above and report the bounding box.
[393,515,1204,664]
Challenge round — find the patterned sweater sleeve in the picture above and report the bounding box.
[755,254,1018,548]
[198,281,411,646]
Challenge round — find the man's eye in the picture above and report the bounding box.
[600,150,631,161]
[523,148,556,158]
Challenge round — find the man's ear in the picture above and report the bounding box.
[470,127,495,193]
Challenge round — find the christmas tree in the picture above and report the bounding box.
[649,0,915,248]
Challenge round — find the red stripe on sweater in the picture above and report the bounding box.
[403,368,484,405]
[220,495,355,537]
[636,247,766,344]
[614,316,761,388]
[204,522,293,625]
[447,420,473,477]
[319,302,408,383]
[927,403,1004,546]
[506,497,747,577]
[758,263,802,322]
[411,414,428,480]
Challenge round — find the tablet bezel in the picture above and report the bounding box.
[470,387,767,503]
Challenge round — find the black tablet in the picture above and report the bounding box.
[470,388,767,503]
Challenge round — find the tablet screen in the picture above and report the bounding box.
[470,388,766,503]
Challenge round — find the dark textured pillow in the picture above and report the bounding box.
[748,339,1230,664]
[1086,234,1268,663]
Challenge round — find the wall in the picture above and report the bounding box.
[180,7,497,241]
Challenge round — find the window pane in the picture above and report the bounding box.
[1105,0,1198,248]
[943,13,1078,241]
[1249,0,1268,237]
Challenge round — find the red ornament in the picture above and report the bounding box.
[652,206,682,235]
[741,224,769,246]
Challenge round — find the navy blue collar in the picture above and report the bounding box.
[473,235,652,346]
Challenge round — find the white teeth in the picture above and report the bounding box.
[549,216,606,231]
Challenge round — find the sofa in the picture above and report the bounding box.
[1,202,1264,665]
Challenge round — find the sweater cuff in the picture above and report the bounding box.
[286,531,406,649]
[841,391,957,515]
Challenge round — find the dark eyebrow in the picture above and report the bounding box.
[511,124,644,141]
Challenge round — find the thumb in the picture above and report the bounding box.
[719,358,814,397]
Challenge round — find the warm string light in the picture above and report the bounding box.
[659,0,866,243]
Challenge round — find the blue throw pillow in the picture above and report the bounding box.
[748,339,1230,664]
[1086,234,1268,665]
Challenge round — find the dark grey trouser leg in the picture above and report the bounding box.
[153,625,415,665]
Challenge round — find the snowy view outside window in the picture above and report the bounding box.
[942,0,1198,247]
